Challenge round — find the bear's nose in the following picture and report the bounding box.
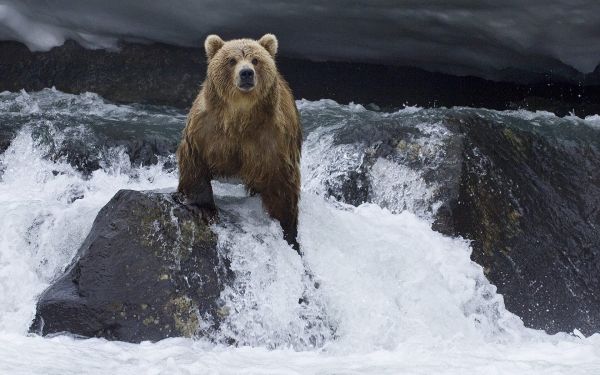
[239,68,254,80]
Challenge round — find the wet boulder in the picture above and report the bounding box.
[444,115,600,336]
[300,105,464,223]
[306,108,600,335]
[30,189,231,342]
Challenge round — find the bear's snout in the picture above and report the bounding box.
[238,68,255,91]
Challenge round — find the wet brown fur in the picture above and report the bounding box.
[176,34,302,250]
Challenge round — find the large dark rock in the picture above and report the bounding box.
[445,116,600,335]
[308,110,600,335]
[30,189,231,342]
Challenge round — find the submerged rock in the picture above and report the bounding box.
[30,189,231,342]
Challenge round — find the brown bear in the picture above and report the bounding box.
[176,34,302,252]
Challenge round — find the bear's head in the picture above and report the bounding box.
[204,34,279,104]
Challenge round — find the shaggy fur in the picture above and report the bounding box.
[177,34,302,251]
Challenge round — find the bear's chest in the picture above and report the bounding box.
[204,125,278,178]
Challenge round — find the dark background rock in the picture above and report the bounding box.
[312,110,600,335]
[30,189,232,342]
[442,117,600,335]
[0,127,15,155]
[2,40,600,116]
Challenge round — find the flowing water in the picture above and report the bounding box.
[1,89,600,374]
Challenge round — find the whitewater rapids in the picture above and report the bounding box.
[0,89,599,374]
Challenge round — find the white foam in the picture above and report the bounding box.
[369,157,438,218]
[584,114,600,129]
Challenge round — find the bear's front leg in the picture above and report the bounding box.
[261,188,300,254]
[176,137,218,223]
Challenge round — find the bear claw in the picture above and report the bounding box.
[188,204,219,224]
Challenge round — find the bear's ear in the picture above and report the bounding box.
[205,35,225,60]
[258,34,278,57]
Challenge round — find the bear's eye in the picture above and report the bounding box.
[251,58,258,65]
[229,58,236,66]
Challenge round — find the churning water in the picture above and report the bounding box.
[0,89,600,374]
